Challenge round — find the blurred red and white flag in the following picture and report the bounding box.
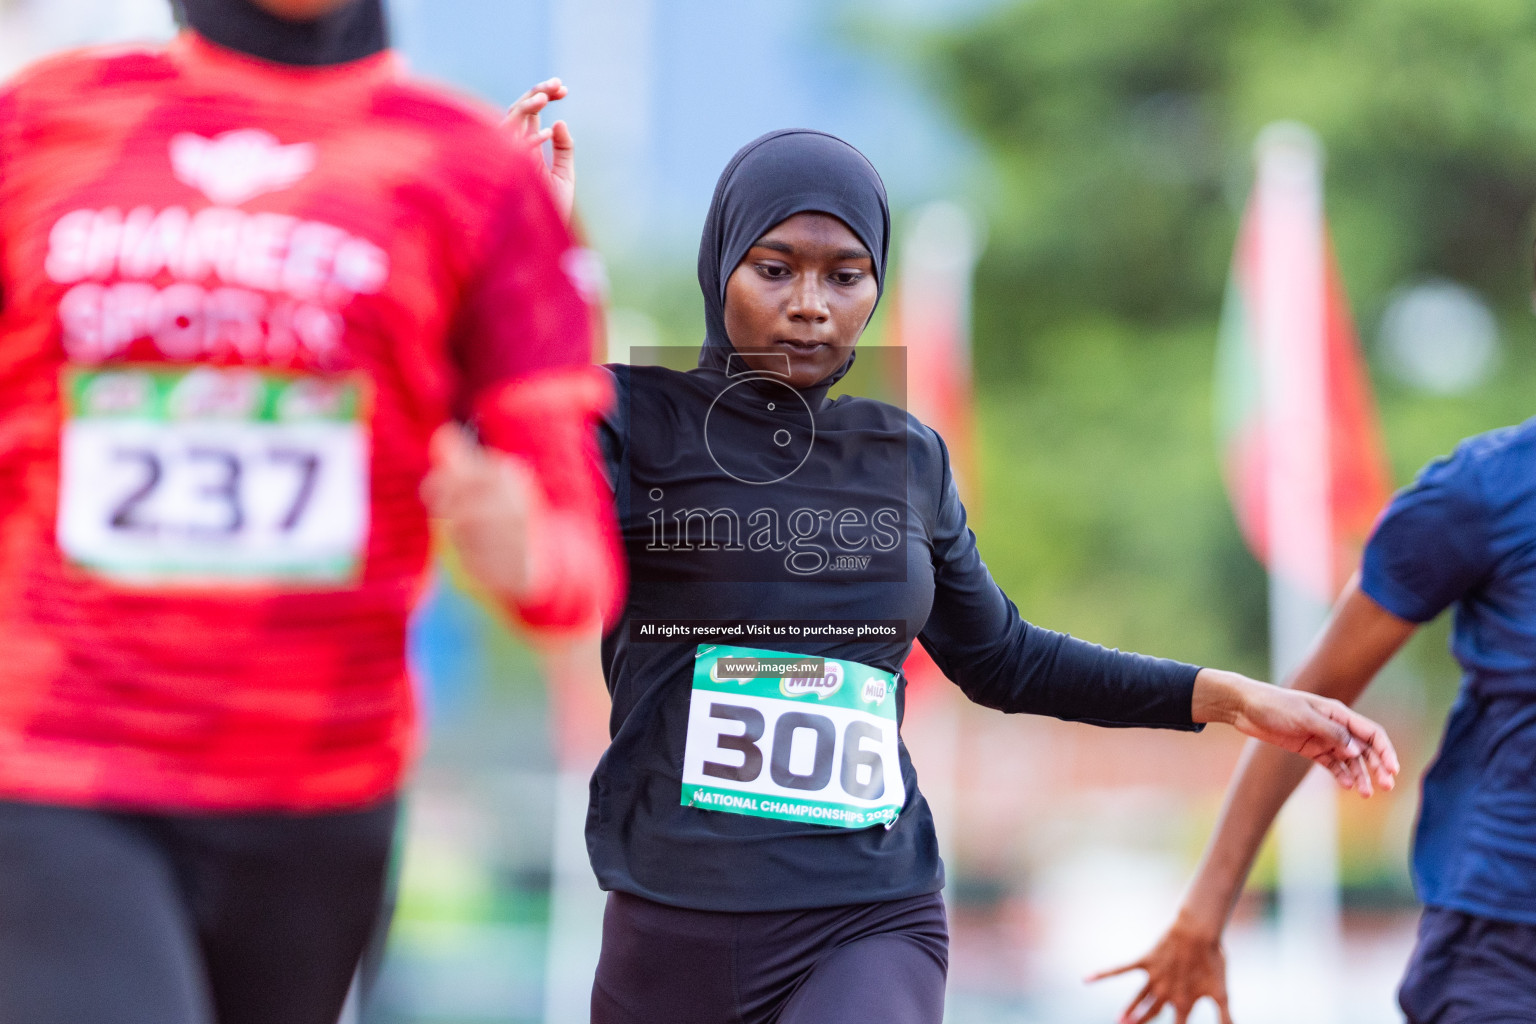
[1216,125,1391,600]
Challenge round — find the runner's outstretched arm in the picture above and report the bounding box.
[915,430,1399,796]
[1089,577,1416,1024]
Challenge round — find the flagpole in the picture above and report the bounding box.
[895,201,978,873]
[1253,122,1343,1021]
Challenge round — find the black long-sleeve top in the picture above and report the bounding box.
[591,360,1201,911]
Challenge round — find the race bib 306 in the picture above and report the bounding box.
[681,644,906,830]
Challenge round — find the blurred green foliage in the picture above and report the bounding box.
[905,0,1536,717]
[931,0,1536,344]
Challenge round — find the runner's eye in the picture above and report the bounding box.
[831,270,865,286]
[755,262,790,279]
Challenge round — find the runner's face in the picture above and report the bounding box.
[723,212,878,389]
[248,0,358,19]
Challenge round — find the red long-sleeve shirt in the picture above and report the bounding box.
[0,33,613,812]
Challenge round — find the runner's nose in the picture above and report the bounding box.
[786,276,830,324]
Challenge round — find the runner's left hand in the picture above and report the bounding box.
[1087,920,1233,1024]
[502,78,575,225]
[1192,668,1399,796]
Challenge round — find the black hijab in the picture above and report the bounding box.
[173,0,388,67]
[696,129,890,390]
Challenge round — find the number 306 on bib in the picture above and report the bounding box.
[681,644,906,830]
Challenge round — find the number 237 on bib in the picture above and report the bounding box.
[56,366,370,586]
[681,644,906,830]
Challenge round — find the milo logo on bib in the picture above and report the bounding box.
[681,644,905,830]
[781,662,842,699]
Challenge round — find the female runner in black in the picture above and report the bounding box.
[558,128,1400,1023]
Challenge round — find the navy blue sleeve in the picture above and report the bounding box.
[915,429,1201,730]
[1361,445,1493,624]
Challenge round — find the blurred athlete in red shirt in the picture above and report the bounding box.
[0,0,621,1021]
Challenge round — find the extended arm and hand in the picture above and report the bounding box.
[1089,578,1417,1024]
[916,428,1400,799]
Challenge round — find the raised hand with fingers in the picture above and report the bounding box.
[502,78,576,224]
[1087,921,1233,1024]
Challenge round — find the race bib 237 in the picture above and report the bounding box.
[56,365,370,586]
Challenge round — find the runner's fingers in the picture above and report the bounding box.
[1359,733,1393,787]
[521,103,546,140]
[504,80,566,131]
[1343,706,1400,784]
[1332,750,1371,793]
[1352,754,1374,796]
[1129,982,1164,1024]
[1294,719,1350,768]
[504,86,537,115]
[508,80,564,106]
[1309,703,1362,762]
[1320,698,1377,753]
[550,120,575,178]
[428,422,475,471]
[425,427,474,509]
[1325,703,1400,791]
[1085,959,1146,983]
[502,92,548,138]
[1114,979,1153,1024]
[425,427,513,521]
[1320,755,1357,792]
[1336,752,1361,788]
[1128,994,1167,1024]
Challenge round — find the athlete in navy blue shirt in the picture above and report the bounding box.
[1102,422,1536,1023]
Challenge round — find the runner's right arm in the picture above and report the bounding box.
[1089,581,1415,1024]
[429,143,623,632]
[1092,444,1497,1024]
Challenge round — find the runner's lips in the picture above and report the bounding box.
[773,339,828,353]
